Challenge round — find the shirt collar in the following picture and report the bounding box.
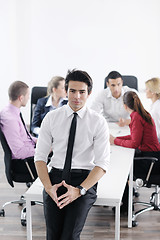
[9,103,20,115]
[45,95,67,107]
[45,96,52,107]
[66,104,87,119]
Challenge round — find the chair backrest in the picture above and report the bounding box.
[104,75,138,90]
[30,86,47,133]
[0,127,14,187]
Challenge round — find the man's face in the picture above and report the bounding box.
[67,81,90,111]
[107,78,123,99]
[20,88,30,107]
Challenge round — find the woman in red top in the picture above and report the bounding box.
[110,91,160,213]
[110,91,160,151]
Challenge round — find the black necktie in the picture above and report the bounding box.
[20,112,35,146]
[62,112,77,184]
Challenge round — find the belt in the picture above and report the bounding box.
[52,167,90,174]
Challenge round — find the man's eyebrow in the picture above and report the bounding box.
[69,88,86,91]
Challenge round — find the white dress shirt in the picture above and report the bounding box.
[35,104,110,172]
[45,95,67,111]
[150,99,160,141]
[91,86,137,122]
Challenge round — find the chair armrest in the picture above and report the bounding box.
[134,156,158,163]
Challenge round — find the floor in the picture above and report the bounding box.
[0,143,160,240]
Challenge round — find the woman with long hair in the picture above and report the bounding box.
[110,91,160,212]
[145,77,160,142]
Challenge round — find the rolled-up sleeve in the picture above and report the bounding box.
[34,114,53,163]
[93,116,110,172]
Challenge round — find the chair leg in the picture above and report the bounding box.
[132,205,154,220]
[20,201,43,226]
[132,185,160,227]
[0,193,43,226]
[0,195,26,217]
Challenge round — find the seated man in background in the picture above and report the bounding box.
[91,71,138,127]
[31,76,68,136]
[0,81,37,177]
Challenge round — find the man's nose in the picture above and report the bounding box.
[114,86,119,91]
[74,92,80,98]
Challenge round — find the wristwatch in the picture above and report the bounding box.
[76,185,87,196]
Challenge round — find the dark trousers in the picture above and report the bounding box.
[43,168,97,240]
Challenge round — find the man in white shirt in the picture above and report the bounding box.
[34,69,110,240]
[91,71,137,126]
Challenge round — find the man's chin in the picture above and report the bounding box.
[113,93,120,98]
[71,104,83,111]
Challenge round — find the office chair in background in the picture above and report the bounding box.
[132,155,160,227]
[104,75,138,90]
[0,127,43,226]
[30,86,47,134]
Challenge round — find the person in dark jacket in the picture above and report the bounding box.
[31,76,68,136]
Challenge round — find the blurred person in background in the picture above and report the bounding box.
[31,76,67,136]
[145,77,160,142]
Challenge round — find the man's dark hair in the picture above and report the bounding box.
[8,81,29,101]
[106,71,122,82]
[65,69,93,94]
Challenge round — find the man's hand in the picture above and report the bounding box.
[117,118,125,127]
[46,181,63,205]
[116,118,131,127]
[46,180,81,209]
[110,134,115,145]
[57,181,80,209]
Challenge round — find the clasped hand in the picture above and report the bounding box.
[116,118,126,127]
[47,180,80,209]
[110,134,115,145]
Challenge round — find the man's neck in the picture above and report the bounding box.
[10,100,21,108]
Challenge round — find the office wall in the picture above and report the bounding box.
[0,0,160,123]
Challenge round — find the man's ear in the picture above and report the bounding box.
[106,82,109,87]
[18,95,23,102]
[121,80,123,86]
[88,90,92,97]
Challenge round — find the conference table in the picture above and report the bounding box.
[24,123,135,240]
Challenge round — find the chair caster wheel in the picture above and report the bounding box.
[26,182,32,188]
[0,209,5,217]
[21,219,26,226]
[132,220,138,227]
[134,192,140,198]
